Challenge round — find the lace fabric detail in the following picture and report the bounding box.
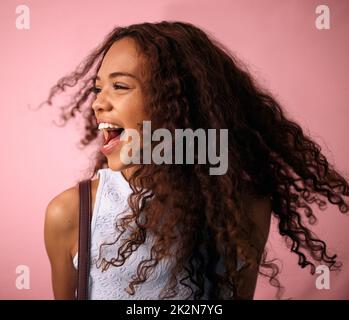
[73,168,194,300]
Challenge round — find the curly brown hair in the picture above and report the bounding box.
[38,21,349,300]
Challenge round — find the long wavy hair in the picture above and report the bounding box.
[38,21,349,299]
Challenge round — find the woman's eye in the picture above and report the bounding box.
[113,83,129,90]
[92,86,101,94]
[92,84,128,94]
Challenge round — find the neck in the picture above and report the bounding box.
[121,165,141,187]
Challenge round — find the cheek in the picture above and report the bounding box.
[121,96,147,129]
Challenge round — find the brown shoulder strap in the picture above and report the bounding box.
[77,179,92,300]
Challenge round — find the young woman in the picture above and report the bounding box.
[43,21,349,300]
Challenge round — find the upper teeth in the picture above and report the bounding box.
[98,123,122,130]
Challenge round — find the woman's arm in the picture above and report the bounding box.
[44,188,78,300]
[237,195,272,299]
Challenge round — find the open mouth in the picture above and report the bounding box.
[104,128,125,145]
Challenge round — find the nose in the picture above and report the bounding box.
[91,92,112,113]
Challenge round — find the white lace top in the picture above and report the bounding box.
[72,168,197,300]
[73,168,241,300]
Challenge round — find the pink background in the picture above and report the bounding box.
[1,0,348,299]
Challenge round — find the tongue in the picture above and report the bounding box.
[110,130,121,140]
[106,129,123,144]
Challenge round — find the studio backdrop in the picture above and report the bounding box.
[0,0,348,299]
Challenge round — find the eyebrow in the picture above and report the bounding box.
[94,72,139,83]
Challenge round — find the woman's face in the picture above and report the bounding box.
[92,37,148,177]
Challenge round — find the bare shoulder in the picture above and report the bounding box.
[247,196,272,266]
[234,195,272,299]
[44,177,99,246]
[44,177,99,299]
[248,195,272,247]
[44,185,80,236]
[250,196,272,232]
